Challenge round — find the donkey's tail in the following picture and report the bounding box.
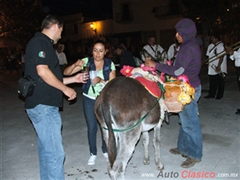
[104,106,117,168]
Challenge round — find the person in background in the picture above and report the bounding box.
[105,41,115,60]
[56,43,68,71]
[64,40,116,166]
[196,33,204,58]
[205,32,227,100]
[141,36,164,62]
[76,45,85,60]
[20,49,25,76]
[119,42,127,50]
[167,37,180,62]
[145,18,202,168]
[130,41,142,59]
[115,45,137,69]
[9,51,19,74]
[24,14,86,180]
[227,47,240,114]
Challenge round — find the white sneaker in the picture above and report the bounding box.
[88,153,97,165]
[103,152,108,162]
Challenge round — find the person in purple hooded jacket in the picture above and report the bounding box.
[145,18,202,168]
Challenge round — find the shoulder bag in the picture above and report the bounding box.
[18,76,36,97]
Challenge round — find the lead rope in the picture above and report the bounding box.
[103,97,161,132]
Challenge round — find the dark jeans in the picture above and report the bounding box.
[237,67,240,90]
[83,95,107,155]
[178,85,202,160]
[208,74,225,98]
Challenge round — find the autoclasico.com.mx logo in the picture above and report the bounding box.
[141,170,239,178]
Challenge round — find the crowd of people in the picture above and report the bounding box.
[3,50,21,74]
[18,14,239,180]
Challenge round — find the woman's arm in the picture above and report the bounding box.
[64,59,84,75]
[109,62,116,80]
[94,70,116,84]
[109,70,116,80]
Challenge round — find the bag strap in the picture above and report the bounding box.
[209,41,221,53]
[148,44,156,52]
[23,75,42,84]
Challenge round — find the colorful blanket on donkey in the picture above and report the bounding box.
[135,76,161,98]
[120,65,196,113]
[120,65,162,98]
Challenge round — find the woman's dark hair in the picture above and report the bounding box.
[92,40,106,50]
[41,14,63,30]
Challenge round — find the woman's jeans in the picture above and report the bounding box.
[26,104,65,180]
[177,85,202,161]
[83,95,107,155]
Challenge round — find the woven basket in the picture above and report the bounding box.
[164,81,184,113]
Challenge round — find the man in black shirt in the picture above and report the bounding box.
[24,15,86,180]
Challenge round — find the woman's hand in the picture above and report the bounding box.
[74,59,84,67]
[91,76,104,85]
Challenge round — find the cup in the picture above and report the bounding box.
[84,65,89,72]
[89,70,97,85]
[83,66,89,80]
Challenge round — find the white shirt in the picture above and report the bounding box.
[230,48,240,67]
[141,44,164,61]
[21,54,25,63]
[56,51,68,65]
[167,43,180,60]
[206,42,227,75]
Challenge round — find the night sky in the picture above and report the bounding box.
[42,0,113,19]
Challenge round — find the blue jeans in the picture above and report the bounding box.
[83,96,107,155]
[26,104,65,180]
[177,85,202,161]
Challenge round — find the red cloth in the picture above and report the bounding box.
[135,77,161,98]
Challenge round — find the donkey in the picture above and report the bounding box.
[95,76,164,180]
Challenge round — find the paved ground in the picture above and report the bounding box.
[0,66,239,180]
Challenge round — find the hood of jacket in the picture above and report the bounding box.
[175,18,196,44]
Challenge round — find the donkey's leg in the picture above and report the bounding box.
[153,120,164,170]
[101,123,109,147]
[109,129,142,180]
[142,131,150,165]
[107,130,119,180]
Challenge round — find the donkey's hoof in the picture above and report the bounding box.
[143,158,150,165]
[157,163,164,171]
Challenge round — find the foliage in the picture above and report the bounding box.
[0,1,45,47]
